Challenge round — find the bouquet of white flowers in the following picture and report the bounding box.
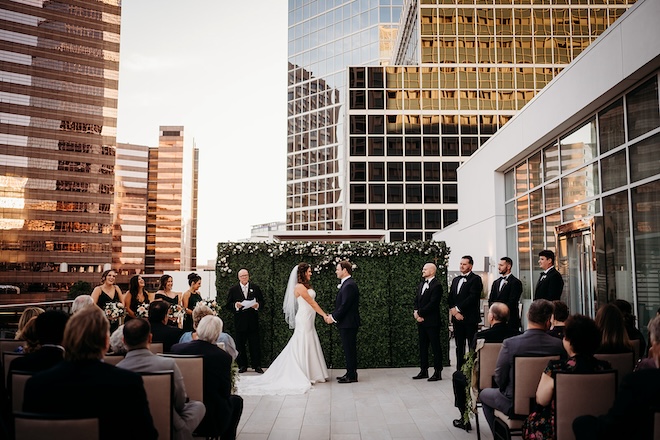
[169,304,185,320]
[136,303,149,318]
[104,302,125,321]
[198,299,221,315]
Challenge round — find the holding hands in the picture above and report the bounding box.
[324,314,334,324]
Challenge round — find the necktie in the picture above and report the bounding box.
[242,285,248,299]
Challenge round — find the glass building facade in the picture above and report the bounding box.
[344,0,634,240]
[505,73,660,327]
[0,0,121,293]
[287,0,404,231]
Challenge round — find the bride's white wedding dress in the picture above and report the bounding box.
[237,289,329,395]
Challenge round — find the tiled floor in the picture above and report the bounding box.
[235,344,494,440]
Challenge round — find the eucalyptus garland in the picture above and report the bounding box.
[461,350,477,424]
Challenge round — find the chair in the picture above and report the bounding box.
[3,351,24,388]
[654,409,660,440]
[475,342,503,440]
[10,370,33,413]
[159,353,204,401]
[493,355,561,440]
[554,370,617,440]
[139,370,174,440]
[594,352,635,387]
[14,412,99,440]
[483,303,491,329]
[149,342,164,354]
[631,339,641,362]
[0,339,25,355]
[104,354,125,366]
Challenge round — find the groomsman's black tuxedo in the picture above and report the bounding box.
[226,282,265,370]
[488,274,523,331]
[534,267,564,301]
[448,272,483,368]
[331,276,360,381]
[414,277,443,373]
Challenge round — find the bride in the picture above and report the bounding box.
[236,262,329,395]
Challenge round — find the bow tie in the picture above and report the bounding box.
[458,275,467,280]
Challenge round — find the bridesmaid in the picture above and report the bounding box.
[91,269,125,332]
[182,273,203,331]
[154,274,181,327]
[124,275,153,320]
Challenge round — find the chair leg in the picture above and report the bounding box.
[475,408,481,440]
[493,418,511,440]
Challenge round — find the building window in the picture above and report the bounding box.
[443,184,458,203]
[368,91,385,109]
[442,162,459,181]
[425,162,441,181]
[369,137,385,156]
[388,210,404,229]
[425,210,442,229]
[407,210,422,229]
[630,132,660,183]
[390,231,405,241]
[626,76,660,141]
[461,137,479,156]
[368,115,385,134]
[350,162,366,181]
[442,137,460,156]
[350,184,366,203]
[369,162,385,181]
[405,137,422,156]
[598,98,625,153]
[350,137,366,156]
[387,137,404,156]
[424,184,442,203]
[350,210,366,229]
[369,184,386,203]
[369,209,385,229]
[444,209,458,227]
[387,184,404,203]
[406,162,422,181]
[350,115,366,134]
[424,138,440,156]
[406,184,422,203]
[407,232,423,241]
[350,90,366,109]
[388,162,404,181]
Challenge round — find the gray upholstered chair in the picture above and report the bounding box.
[14,412,99,440]
[594,351,634,387]
[103,354,125,366]
[139,370,174,440]
[159,353,204,401]
[10,370,33,413]
[149,342,164,354]
[475,342,503,440]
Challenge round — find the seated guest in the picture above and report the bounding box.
[595,303,633,354]
[9,310,68,374]
[179,304,239,360]
[118,318,205,440]
[15,317,40,354]
[479,299,565,434]
[108,324,127,355]
[573,315,660,440]
[172,316,243,440]
[148,300,184,352]
[71,295,95,314]
[22,306,157,440]
[451,302,521,432]
[612,299,646,358]
[547,301,569,339]
[522,315,610,439]
[15,306,44,341]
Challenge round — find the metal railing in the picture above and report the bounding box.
[0,300,74,338]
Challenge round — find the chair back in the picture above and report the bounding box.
[653,409,660,440]
[631,339,641,362]
[478,342,503,390]
[512,355,560,417]
[0,339,25,355]
[149,342,164,354]
[139,370,174,440]
[104,354,125,366]
[159,353,204,401]
[14,412,99,440]
[554,371,617,440]
[483,303,491,329]
[3,351,24,388]
[10,370,33,413]
[594,352,634,387]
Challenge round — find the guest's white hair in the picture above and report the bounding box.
[71,295,94,314]
[197,315,223,343]
[109,324,127,354]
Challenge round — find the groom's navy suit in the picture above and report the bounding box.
[331,276,360,380]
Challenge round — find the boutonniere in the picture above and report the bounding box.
[337,284,342,289]
[502,280,508,286]
[249,289,253,293]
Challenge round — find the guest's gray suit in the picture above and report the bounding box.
[117,348,205,440]
[479,329,565,432]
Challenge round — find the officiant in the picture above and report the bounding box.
[226,268,265,374]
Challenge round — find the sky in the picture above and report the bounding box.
[116,1,288,265]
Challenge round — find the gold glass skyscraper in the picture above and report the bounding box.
[0,0,121,293]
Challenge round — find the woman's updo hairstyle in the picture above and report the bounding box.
[188,272,202,286]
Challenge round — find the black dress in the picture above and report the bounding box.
[97,288,122,332]
[127,291,150,320]
[183,292,203,331]
[155,293,180,327]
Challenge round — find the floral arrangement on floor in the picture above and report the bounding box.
[104,302,125,321]
[230,361,239,393]
[461,350,477,424]
[168,304,185,321]
[198,299,222,315]
[136,303,149,318]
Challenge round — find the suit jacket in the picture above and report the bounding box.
[471,322,521,350]
[493,328,565,399]
[488,274,523,330]
[414,277,442,327]
[331,277,360,329]
[23,359,157,440]
[171,340,234,434]
[150,321,184,353]
[448,272,483,326]
[117,348,188,412]
[226,282,265,332]
[534,267,564,301]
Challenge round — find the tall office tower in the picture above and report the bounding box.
[0,0,121,293]
[113,143,149,281]
[344,0,634,240]
[144,126,197,274]
[286,0,404,231]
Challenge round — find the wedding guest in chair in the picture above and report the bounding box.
[595,303,633,354]
[9,310,68,374]
[149,300,184,353]
[178,304,238,360]
[547,301,568,339]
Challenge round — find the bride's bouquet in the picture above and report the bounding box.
[104,302,125,321]
[136,303,149,318]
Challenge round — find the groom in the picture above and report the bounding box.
[325,260,360,383]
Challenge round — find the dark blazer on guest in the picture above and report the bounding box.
[471,322,521,350]
[150,321,184,353]
[331,277,360,329]
[225,282,265,332]
[171,339,240,435]
[22,359,157,440]
[494,328,565,398]
[448,272,483,325]
[488,274,523,330]
[414,277,442,327]
[534,267,564,301]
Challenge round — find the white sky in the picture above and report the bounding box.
[116,1,288,265]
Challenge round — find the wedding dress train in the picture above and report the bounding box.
[236,290,328,395]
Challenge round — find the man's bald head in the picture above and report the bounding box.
[422,263,437,279]
[489,302,510,324]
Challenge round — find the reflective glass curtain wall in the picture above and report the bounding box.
[0,0,121,293]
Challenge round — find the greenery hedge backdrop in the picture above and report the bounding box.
[215,241,451,369]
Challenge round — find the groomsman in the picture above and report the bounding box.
[448,255,483,369]
[488,257,523,331]
[534,250,564,301]
[413,263,443,381]
[226,268,265,374]
[325,260,360,383]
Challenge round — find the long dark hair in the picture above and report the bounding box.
[297,262,312,289]
[128,275,142,296]
[188,272,202,286]
[158,274,172,291]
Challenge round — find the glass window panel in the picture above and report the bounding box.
[368,162,385,181]
[442,162,459,181]
[425,210,442,229]
[517,194,529,221]
[424,162,441,181]
[601,149,627,192]
[560,119,597,173]
[387,184,404,203]
[406,184,422,203]
[543,143,560,181]
[388,162,404,181]
[518,222,531,295]
[405,137,422,156]
[369,137,385,155]
[443,209,458,227]
[369,209,385,229]
[369,184,385,203]
[530,188,543,217]
[563,199,600,221]
[505,170,515,200]
[424,184,441,203]
[529,152,542,189]
[516,162,528,196]
[598,98,625,153]
[630,132,660,183]
[545,213,561,258]
[350,209,366,229]
[506,201,515,226]
[388,209,404,229]
[368,115,385,134]
[423,138,440,156]
[350,162,366,181]
[350,184,366,203]
[443,184,458,203]
[387,137,403,156]
[626,77,660,141]
[531,218,545,280]
[350,137,366,156]
[442,137,460,156]
[544,181,560,212]
[601,191,632,305]
[406,210,423,229]
[561,163,600,205]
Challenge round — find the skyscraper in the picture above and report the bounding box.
[0,0,121,293]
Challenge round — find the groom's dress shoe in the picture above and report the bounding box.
[412,370,429,380]
[336,375,347,380]
[238,367,248,373]
[427,371,442,381]
[337,376,357,383]
[254,368,264,374]
[452,419,471,432]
